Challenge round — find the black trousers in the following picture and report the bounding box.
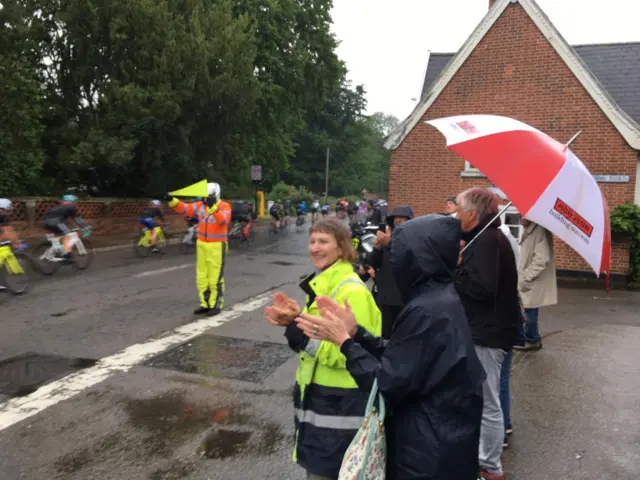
[380,304,403,340]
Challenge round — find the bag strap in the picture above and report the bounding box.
[364,378,385,419]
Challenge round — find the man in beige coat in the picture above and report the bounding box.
[515,218,558,351]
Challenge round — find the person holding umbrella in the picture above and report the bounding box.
[455,187,520,480]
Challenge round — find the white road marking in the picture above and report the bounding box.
[0,291,273,431]
[133,263,193,278]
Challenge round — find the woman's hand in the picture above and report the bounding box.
[316,296,358,337]
[296,309,352,347]
[264,292,300,327]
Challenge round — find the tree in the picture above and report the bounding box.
[0,2,44,196]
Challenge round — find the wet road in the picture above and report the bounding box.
[1,226,639,479]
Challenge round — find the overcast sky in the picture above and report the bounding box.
[331,0,638,120]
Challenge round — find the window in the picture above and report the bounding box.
[461,161,485,177]
[500,206,523,243]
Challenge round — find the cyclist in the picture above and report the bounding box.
[269,200,284,231]
[347,200,358,224]
[296,201,307,225]
[231,201,252,241]
[335,201,349,228]
[321,203,330,217]
[43,194,87,262]
[138,199,165,253]
[0,199,19,248]
[283,199,293,221]
[311,199,320,223]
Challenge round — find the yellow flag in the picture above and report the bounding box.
[169,179,208,197]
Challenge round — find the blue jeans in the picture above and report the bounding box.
[499,350,512,432]
[524,307,541,343]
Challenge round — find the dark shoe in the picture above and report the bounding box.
[193,306,209,315]
[514,340,542,351]
[479,469,505,480]
[62,252,73,264]
[503,436,509,449]
[506,425,513,435]
[151,247,159,253]
[208,307,221,316]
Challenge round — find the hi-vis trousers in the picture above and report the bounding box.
[196,241,227,309]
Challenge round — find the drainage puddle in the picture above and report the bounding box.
[199,429,253,458]
[0,353,98,398]
[144,334,293,383]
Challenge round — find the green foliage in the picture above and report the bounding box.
[610,202,640,281]
[0,2,45,196]
[1,0,395,201]
[266,182,313,204]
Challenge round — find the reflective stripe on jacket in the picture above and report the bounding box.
[291,260,382,478]
[169,199,231,243]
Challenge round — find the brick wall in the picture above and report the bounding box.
[9,199,191,240]
[389,3,637,275]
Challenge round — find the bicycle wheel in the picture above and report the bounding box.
[32,241,60,276]
[3,251,30,295]
[72,238,94,270]
[133,231,150,258]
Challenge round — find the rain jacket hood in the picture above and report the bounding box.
[390,214,461,302]
[386,205,414,225]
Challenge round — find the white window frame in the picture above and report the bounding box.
[460,160,486,177]
[500,205,523,242]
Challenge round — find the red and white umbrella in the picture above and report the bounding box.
[426,114,611,278]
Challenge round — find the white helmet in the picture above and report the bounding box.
[207,182,221,200]
[0,198,12,210]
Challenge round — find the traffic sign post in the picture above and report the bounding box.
[251,165,262,184]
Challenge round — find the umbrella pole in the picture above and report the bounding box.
[461,201,513,253]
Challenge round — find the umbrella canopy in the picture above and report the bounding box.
[426,114,611,277]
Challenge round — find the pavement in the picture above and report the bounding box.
[0,222,639,480]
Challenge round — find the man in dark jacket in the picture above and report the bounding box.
[455,187,519,480]
[365,205,414,339]
[366,200,383,225]
[298,214,485,479]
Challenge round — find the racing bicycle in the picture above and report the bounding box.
[0,241,30,295]
[179,219,198,254]
[34,227,94,275]
[134,223,168,257]
[270,216,289,236]
[228,218,253,249]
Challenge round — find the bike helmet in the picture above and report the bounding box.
[62,194,78,203]
[150,199,161,206]
[0,198,12,210]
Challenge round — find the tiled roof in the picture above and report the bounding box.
[420,42,640,124]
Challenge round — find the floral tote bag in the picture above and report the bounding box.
[338,378,386,480]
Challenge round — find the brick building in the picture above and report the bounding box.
[384,0,640,276]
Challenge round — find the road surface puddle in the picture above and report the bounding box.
[53,389,287,477]
[0,353,97,398]
[199,429,253,458]
[144,334,293,383]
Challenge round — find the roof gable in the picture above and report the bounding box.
[420,43,640,125]
[385,0,640,151]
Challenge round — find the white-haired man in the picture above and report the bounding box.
[454,187,520,480]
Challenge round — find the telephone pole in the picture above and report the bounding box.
[324,146,330,204]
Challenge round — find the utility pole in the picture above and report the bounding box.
[324,146,330,204]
